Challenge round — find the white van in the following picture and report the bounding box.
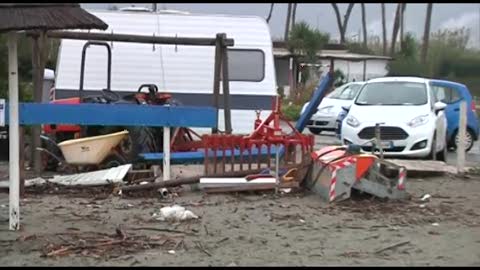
[53,10,277,134]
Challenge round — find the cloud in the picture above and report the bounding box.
[439,12,478,30]
[438,12,479,48]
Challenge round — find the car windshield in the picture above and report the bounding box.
[355,81,428,105]
[327,83,363,100]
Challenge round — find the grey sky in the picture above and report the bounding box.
[82,3,480,48]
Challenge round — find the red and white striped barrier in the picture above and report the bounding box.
[397,167,406,190]
[328,156,357,202]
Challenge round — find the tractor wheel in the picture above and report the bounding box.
[119,126,158,163]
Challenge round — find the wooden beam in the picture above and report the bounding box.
[220,34,232,134]
[212,34,223,134]
[43,31,235,47]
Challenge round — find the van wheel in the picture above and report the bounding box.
[309,128,322,135]
[452,129,475,152]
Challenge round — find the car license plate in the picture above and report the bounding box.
[379,141,393,149]
[370,141,393,149]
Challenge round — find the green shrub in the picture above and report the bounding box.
[281,102,302,121]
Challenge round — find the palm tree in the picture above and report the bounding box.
[291,3,298,28]
[331,3,355,44]
[399,4,407,50]
[421,3,433,65]
[361,3,367,47]
[266,3,274,23]
[381,3,387,55]
[390,3,403,56]
[285,3,292,41]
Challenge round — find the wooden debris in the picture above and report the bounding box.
[374,240,411,254]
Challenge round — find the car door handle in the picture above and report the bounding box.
[454,108,459,112]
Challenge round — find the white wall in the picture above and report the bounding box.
[325,59,389,82]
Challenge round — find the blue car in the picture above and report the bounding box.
[429,79,479,152]
[335,79,479,152]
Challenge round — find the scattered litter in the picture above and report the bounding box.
[0,204,5,208]
[280,188,292,194]
[432,223,439,226]
[227,262,237,267]
[140,181,149,185]
[421,194,432,201]
[153,205,199,222]
[299,219,306,223]
[158,188,169,198]
[419,204,426,208]
[0,177,46,188]
[168,250,176,255]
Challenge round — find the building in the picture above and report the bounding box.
[272,41,393,96]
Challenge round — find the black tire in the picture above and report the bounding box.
[119,126,159,163]
[100,152,128,169]
[451,129,475,152]
[309,127,322,135]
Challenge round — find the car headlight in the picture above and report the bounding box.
[407,115,429,128]
[346,115,360,127]
[317,106,333,115]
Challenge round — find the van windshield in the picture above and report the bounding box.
[355,81,428,105]
[327,83,363,100]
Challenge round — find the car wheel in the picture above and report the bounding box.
[452,129,475,152]
[309,128,322,135]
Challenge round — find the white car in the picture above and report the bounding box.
[301,82,365,134]
[341,77,448,160]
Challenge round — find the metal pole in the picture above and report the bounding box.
[163,126,171,182]
[44,31,235,47]
[8,31,20,230]
[457,101,467,174]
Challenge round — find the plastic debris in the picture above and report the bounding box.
[168,250,176,255]
[153,205,199,222]
[432,223,439,226]
[421,194,432,201]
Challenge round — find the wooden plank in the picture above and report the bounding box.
[203,181,299,193]
[457,101,467,174]
[386,159,457,174]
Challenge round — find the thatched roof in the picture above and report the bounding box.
[0,3,108,32]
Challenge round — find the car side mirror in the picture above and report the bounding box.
[434,102,447,114]
[341,105,351,112]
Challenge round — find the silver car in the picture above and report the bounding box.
[301,82,365,134]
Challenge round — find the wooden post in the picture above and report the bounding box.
[457,101,467,174]
[163,127,171,182]
[212,34,222,134]
[8,31,20,231]
[362,60,367,81]
[19,126,25,197]
[221,34,232,134]
[31,31,48,174]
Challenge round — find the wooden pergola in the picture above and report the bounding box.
[0,3,108,230]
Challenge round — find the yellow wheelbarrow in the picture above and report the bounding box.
[37,130,129,173]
